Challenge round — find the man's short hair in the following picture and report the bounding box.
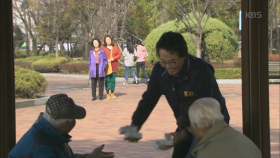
[188,97,224,130]
[156,31,188,57]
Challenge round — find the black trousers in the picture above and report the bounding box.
[91,64,105,99]
[136,61,149,79]
[172,127,194,158]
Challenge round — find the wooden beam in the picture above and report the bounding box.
[241,0,270,157]
[0,0,16,157]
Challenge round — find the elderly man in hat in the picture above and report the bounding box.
[177,97,261,158]
[9,94,114,158]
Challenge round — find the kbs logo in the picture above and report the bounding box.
[246,12,262,18]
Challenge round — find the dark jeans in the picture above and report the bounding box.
[91,64,105,99]
[136,61,149,79]
[172,127,194,158]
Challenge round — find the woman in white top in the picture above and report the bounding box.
[122,39,138,84]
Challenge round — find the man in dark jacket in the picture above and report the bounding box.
[124,32,230,158]
[9,94,114,158]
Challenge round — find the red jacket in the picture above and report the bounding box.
[101,45,121,73]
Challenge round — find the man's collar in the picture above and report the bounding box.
[37,116,72,144]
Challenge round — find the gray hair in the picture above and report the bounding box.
[43,107,74,129]
[188,97,224,130]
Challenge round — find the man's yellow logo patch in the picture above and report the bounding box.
[184,91,194,97]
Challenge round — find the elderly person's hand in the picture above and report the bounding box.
[108,59,111,62]
[86,144,114,158]
[110,57,114,61]
[166,132,186,146]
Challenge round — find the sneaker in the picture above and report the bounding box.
[111,93,117,99]
[99,97,103,100]
[135,77,138,84]
[106,94,111,99]
[92,97,96,101]
[123,81,128,84]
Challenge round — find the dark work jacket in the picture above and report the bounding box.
[8,114,73,158]
[131,54,230,130]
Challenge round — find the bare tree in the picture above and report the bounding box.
[13,0,38,56]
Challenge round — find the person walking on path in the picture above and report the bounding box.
[136,41,149,83]
[88,38,108,101]
[122,39,138,84]
[101,35,121,99]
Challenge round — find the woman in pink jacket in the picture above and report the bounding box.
[136,41,149,83]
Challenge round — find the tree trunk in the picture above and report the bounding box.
[60,40,64,55]
[274,1,279,52]
[83,29,89,60]
[113,0,117,38]
[49,41,54,54]
[196,43,202,58]
[67,39,70,56]
[32,39,37,56]
[25,32,30,57]
[84,42,89,60]
[23,8,30,57]
[196,30,202,58]
[55,36,59,57]
[120,1,129,39]
[269,21,273,54]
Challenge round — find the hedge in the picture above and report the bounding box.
[116,67,241,79]
[32,57,68,72]
[14,50,49,58]
[45,62,280,79]
[214,68,241,79]
[58,63,89,74]
[15,66,47,98]
[15,50,27,58]
[144,13,238,63]
[14,61,32,69]
[57,63,242,79]
[15,53,56,62]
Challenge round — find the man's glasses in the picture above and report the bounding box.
[160,58,180,67]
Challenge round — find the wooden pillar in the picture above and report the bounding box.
[241,0,270,157]
[0,0,16,157]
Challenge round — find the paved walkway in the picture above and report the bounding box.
[15,77,279,158]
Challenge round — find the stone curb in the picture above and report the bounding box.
[15,96,49,109]
[41,73,280,84]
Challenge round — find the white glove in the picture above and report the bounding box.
[153,133,174,150]
[119,126,138,134]
[119,126,142,140]
[124,132,142,140]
